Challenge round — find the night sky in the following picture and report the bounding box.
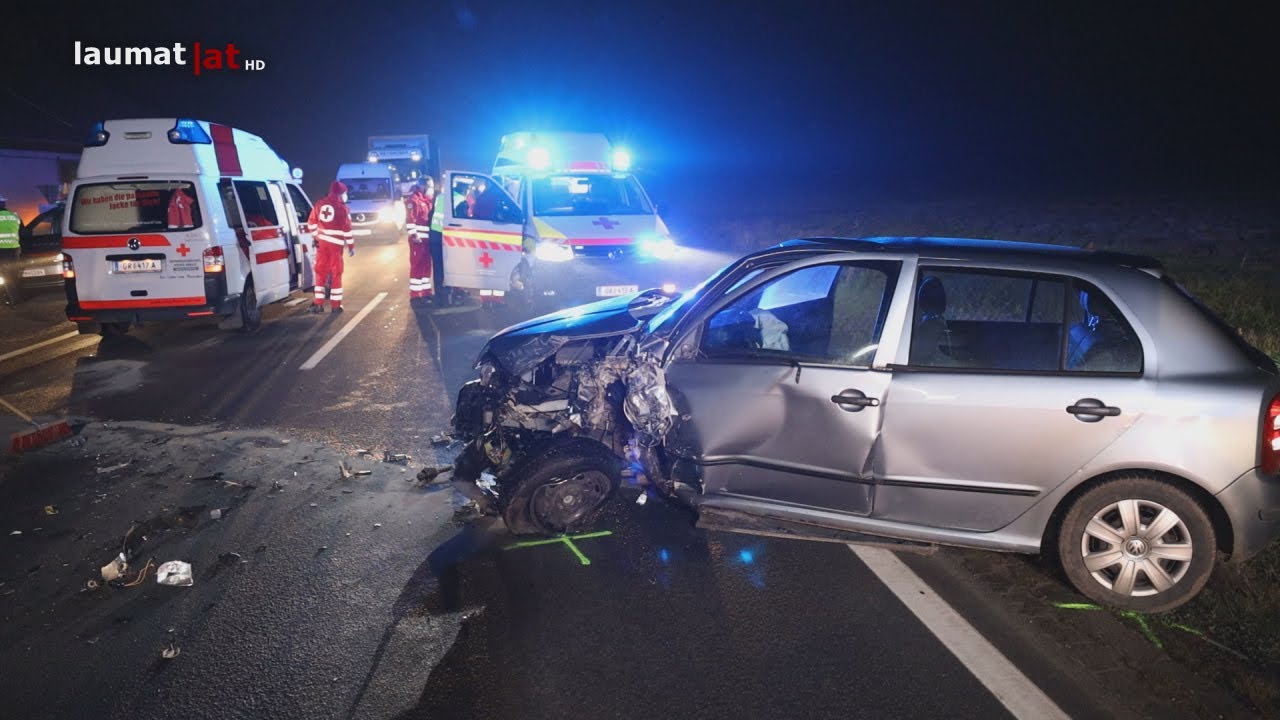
[3,1,1276,202]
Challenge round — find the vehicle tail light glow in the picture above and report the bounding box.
[1264,394,1280,474]
[203,246,224,273]
[62,255,75,279]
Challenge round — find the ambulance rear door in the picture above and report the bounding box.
[284,183,315,291]
[220,179,292,305]
[63,178,210,309]
[441,171,524,292]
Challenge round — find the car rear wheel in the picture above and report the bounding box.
[500,438,622,536]
[1057,476,1215,612]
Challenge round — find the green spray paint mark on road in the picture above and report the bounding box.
[503,530,614,566]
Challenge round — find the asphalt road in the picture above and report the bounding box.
[0,238,1257,720]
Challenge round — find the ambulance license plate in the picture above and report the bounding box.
[114,259,162,273]
[596,284,639,297]
[21,268,46,277]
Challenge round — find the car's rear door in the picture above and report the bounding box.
[441,171,524,292]
[874,265,1152,532]
[664,258,903,516]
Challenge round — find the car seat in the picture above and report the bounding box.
[909,276,951,365]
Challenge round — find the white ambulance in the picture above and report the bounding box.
[63,118,314,336]
[437,132,678,306]
[335,162,404,241]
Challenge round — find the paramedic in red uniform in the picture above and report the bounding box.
[405,177,436,301]
[307,181,354,313]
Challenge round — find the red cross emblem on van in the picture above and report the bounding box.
[592,217,618,230]
[478,252,494,269]
[176,243,191,257]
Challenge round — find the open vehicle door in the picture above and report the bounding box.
[282,183,315,291]
[441,171,524,293]
[220,179,293,304]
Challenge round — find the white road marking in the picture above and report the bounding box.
[285,296,310,307]
[0,331,81,364]
[299,292,388,370]
[849,546,1070,720]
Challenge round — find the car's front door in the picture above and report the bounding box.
[664,258,902,515]
[874,266,1152,531]
[441,171,524,292]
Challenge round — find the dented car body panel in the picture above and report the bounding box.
[451,236,1280,582]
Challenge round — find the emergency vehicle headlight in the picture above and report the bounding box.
[377,206,395,222]
[638,235,677,260]
[367,152,379,163]
[167,119,212,145]
[85,121,110,147]
[534,242,573,263]
[409,150,422,162]
[527,147,551,171]
[611,148,632,172]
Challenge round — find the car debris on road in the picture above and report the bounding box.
[156,561,194,587]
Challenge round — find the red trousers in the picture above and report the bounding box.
[313,241,346,308]
[408,236,434,298]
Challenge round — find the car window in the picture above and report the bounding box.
[27,212,56,237]
[233,181,279,227]
[287,184,312,227]
[909,268,1141,374]
[450,172,519,223]
[702,261,899,366]
[69,181,202,234]
[1064,281,1143,373]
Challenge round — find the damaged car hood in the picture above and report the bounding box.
[480,290,673,375]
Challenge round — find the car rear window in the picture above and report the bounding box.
[70,181,202,234]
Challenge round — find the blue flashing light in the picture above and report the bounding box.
[85,121,110,147]
[659,548,671,564]
[611,148,632,172]
[738,549,755,564]
[167,119,212,145]
[527,146,551,171]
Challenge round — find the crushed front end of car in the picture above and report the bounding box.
[448,290,681,534]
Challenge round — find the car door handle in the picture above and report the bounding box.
[446,222,462,228]
[831,391,880,410]
[1066,398,1121,421]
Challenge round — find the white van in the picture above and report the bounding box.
[63,118,314,336]
[335,162,404,241]
[439,132,678,305]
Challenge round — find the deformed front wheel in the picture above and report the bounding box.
[1057,475,1216,613]
[500,438,623,536]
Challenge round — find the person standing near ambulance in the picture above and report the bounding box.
[307,181,355,313]
[404,177,436,301]
[0,197,23,304]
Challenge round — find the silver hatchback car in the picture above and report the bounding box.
[449,237,1280,612]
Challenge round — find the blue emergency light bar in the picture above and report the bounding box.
[168,119,213,145]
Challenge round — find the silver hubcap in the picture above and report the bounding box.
[1081,498,1193,597]
[531,471,611,530]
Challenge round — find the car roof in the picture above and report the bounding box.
[777,236,1163,271]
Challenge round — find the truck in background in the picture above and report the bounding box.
[367,135,440,196]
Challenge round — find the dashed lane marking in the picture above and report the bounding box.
[0,331,81,364]
[299,292,388,370]
[850,545,1070,720]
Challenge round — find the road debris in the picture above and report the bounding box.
[156,561,194,587]
[9,530,20,536]
[85,579,100,590]
[355,448,372,457]
[383,450,411,463]
[70,436,87,448]
[96,460,131,475]
[373,523,382,529]
[161,644,181,660]
[309,502,318,508]
[636,491,648,506]
[341,489,354,494]
[339,462,353,479]
[209,509,223,520]
[192,471,224,483]
[416,464,452,484]
[430,432,452,446]
[43,505,58,515]
[123,558,154,587]
[100,553,128,582]
[353,469,372,476]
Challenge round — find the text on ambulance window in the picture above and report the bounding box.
[232,181,279,228]
[530,174,653,217]
[69,182,203,234]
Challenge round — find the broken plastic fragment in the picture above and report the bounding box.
[477,472,497,491]
[161,645,180,660]
[636,492,648,506]
[430,433,451,446]
[43,505,57,516]
[353,469,372,476]
[339,462,353,479]
[9,530,20,536]
[373,523,382,529]
[156,561,194,587]
[96,461,131,475]
[209,509,222,520]
[383,451,411,464]
[100,553,128,582]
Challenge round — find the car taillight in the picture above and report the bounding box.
[203,246,224,273]
[62,254,75,279]
[1264,394,1280,475]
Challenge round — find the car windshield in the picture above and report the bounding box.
[69,181,202,234]
[531,174,654,217]
[647,258,749,334]
[341,178,392,201]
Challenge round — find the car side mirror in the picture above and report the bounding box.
[495,204,523,225]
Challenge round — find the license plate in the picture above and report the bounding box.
[21,268,46,277]
[114,259,162,273]
[596,284,639,297]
